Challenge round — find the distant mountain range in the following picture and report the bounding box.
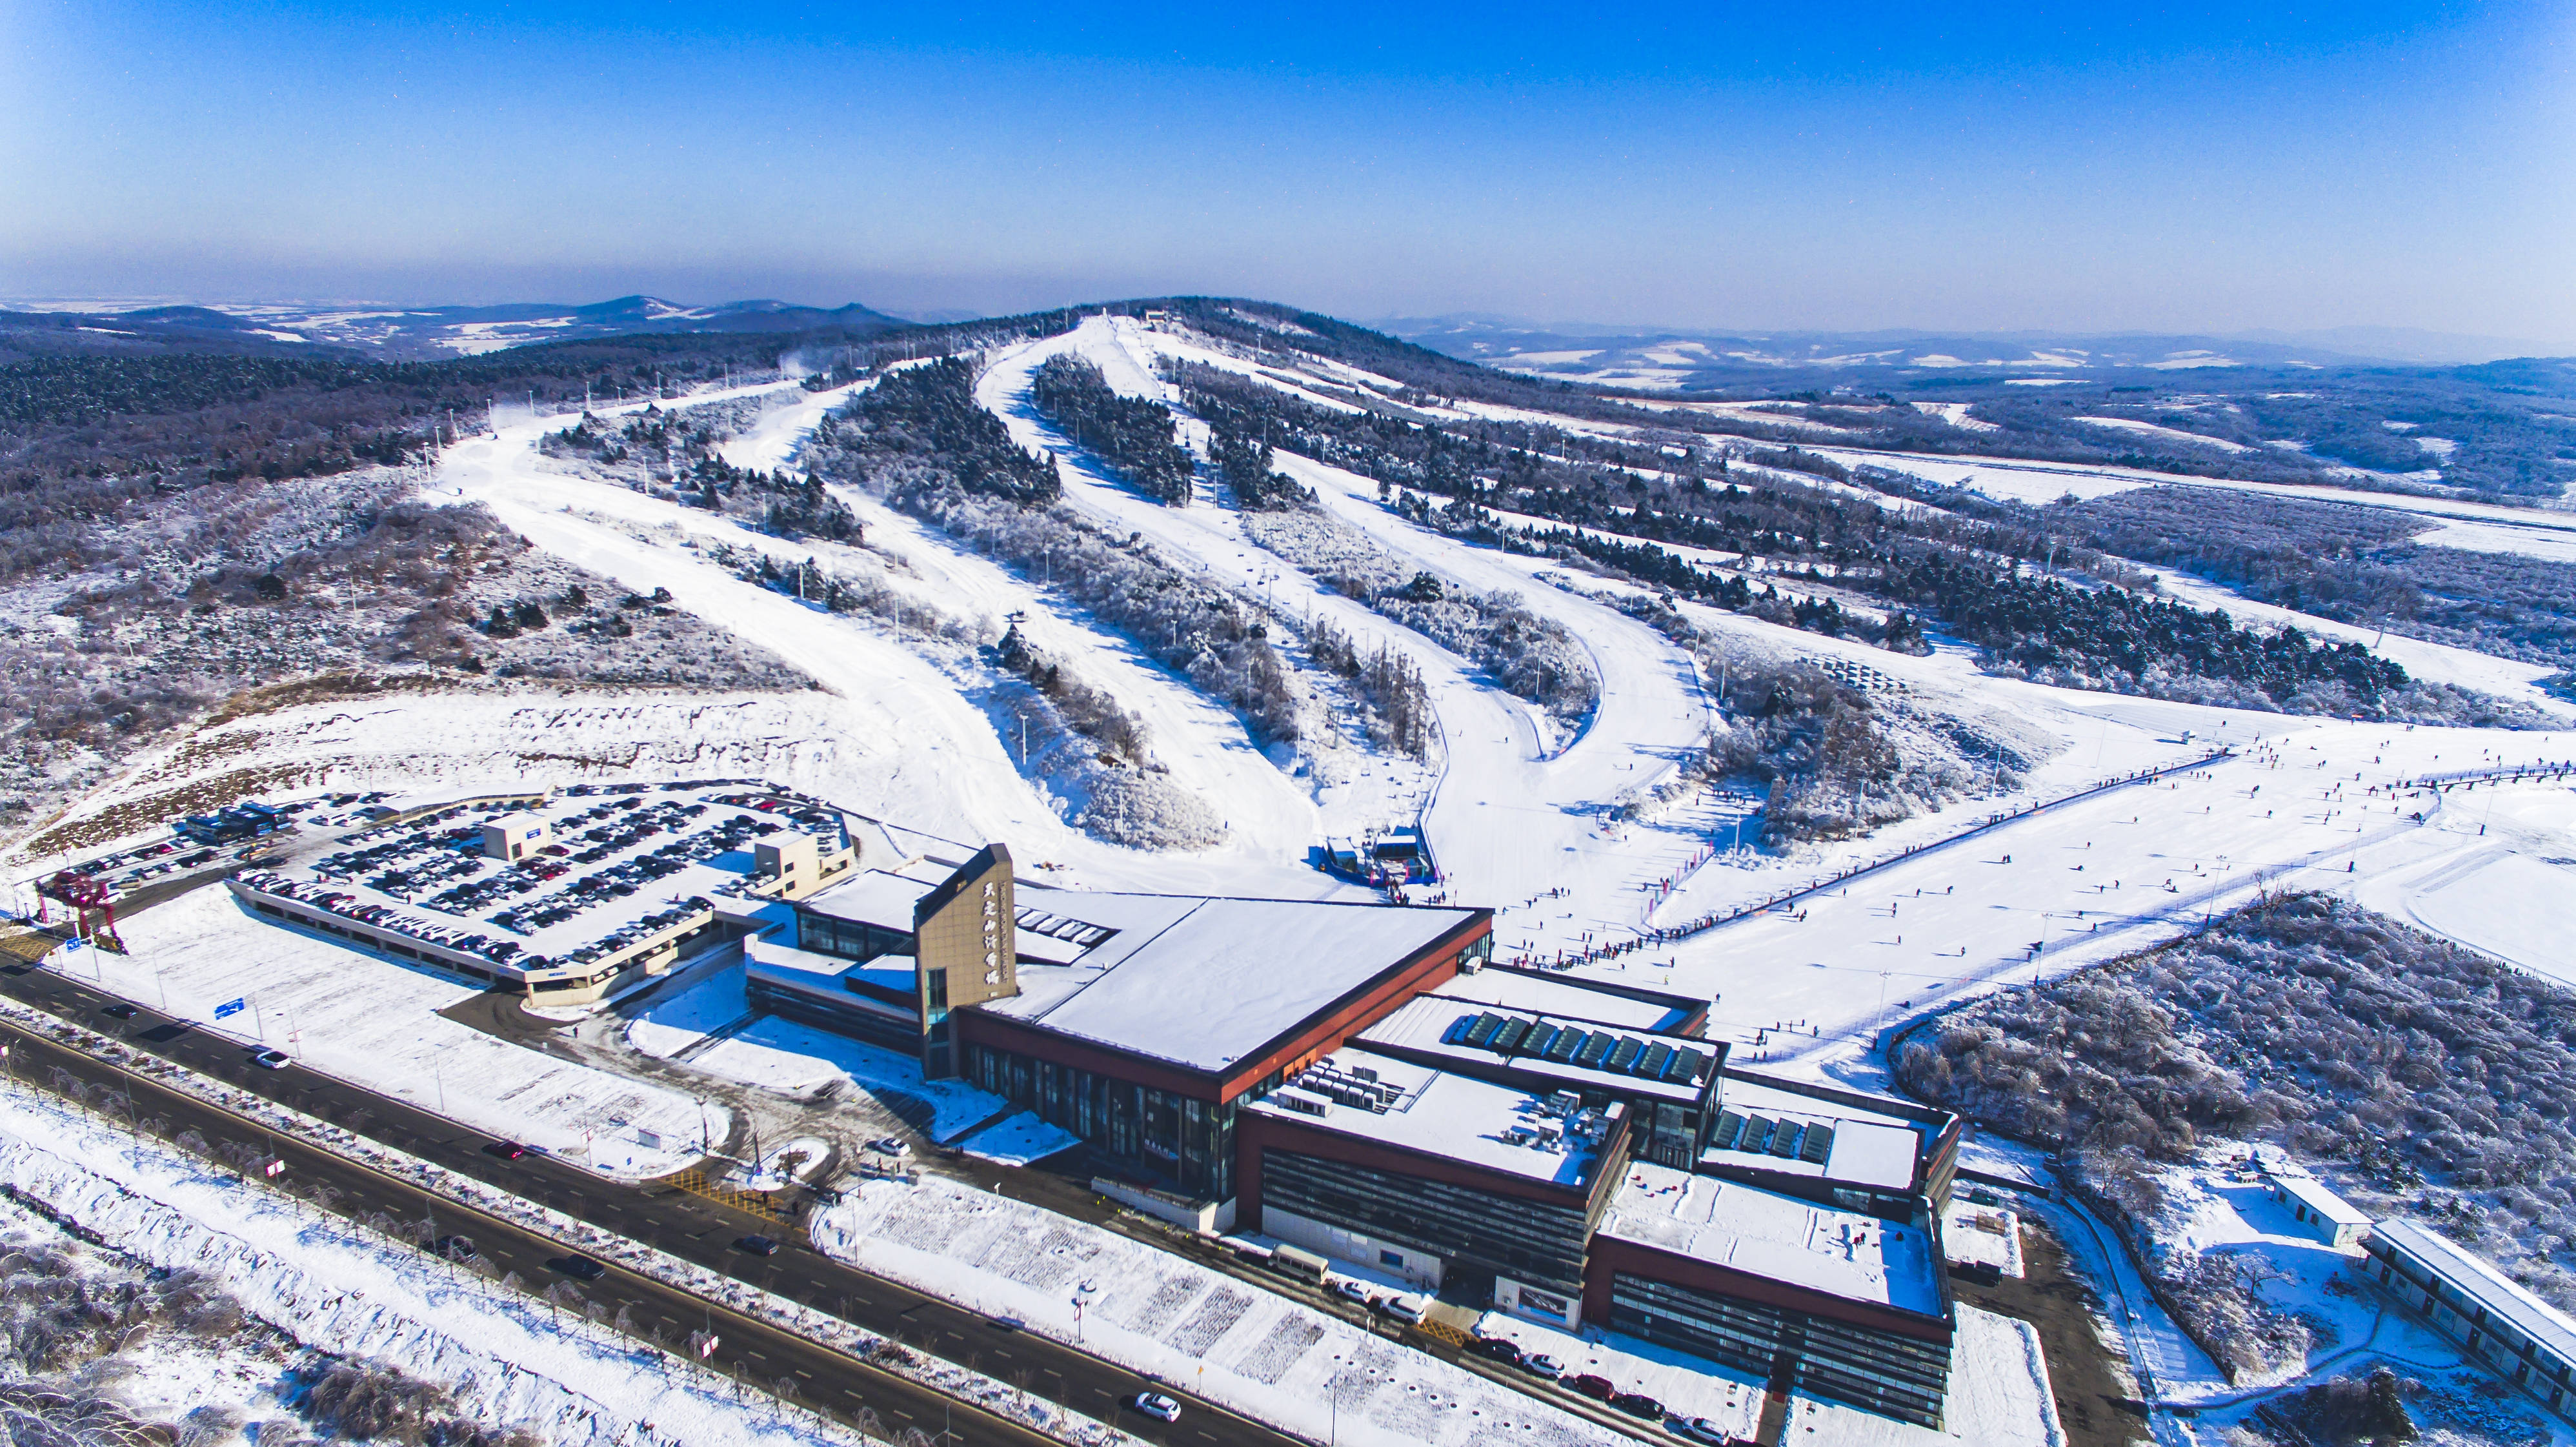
[1374,316,2564,389]
[0,296,912,361]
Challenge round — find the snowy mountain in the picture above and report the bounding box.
[0,294,908,360]
[1375,316,2561,389]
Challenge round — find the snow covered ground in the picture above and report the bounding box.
[810,1172,1624,1447]
[1944,1199,2026,1279]
[74,882,721,1177]
[0,1070,873,1447]
[1471,1305,2064,1447]
[627,959,1078,1162]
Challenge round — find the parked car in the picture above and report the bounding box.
[1520,1353,1566,1381]
[1567,1373,1616,1402]
[1377,1293,1428,1325]
[1471,1336,1524,1365]
[250,1049,290,1070]
[1132,1392,1182,1422]
[1609,1390,1664,1421]
[870,1137,912,1158]
[1673,1417,1734,1444]
[736,1234,780,1257]
[1333,1278,1373,1304]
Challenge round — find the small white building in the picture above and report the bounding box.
[2269,1171,2370,1248]
[481,812,550,862]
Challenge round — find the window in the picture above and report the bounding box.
[1380,1250,1404,1268]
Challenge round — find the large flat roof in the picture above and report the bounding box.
[1242,1048,1620,1189]
[1356,993,1716,1105]
[980,895,1481,1073]
[1602,1161,1946,1319]
[1700,1075,1931,1191]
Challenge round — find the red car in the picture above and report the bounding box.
[1567,1374,1616,1402]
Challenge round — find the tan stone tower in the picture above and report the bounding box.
[913,843,1016,1078]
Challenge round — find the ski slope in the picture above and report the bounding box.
[430,381,1336,900]
[978,318,1725,958]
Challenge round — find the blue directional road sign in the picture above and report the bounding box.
[213,998,246,1020]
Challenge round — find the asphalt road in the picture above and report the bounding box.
[0,956,1298,1447]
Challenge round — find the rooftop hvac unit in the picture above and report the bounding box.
[1547,1090,1583,1117]
[1769,1121,1806,1159]
[1276,1088,1332,1118]
[1349,1065,1379,1084]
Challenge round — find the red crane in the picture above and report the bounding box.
[35,872,122,953]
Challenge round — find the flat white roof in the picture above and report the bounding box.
[978,894,1478,1073]
[2374,1218,2576,1362]
[1242,1048,1618,1189]
[1356,994,1714,1104]
[1602,1161,1946,1319]
[1702,1076,1927,1191]
[2273,1173,2371,1228]
[1431,969,1694,1034]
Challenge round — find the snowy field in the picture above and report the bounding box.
[74,882,721,1176]
[0,1071,873,1447]
[810,1173,1624,1447]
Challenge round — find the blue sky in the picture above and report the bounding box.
[4,1,2571,341]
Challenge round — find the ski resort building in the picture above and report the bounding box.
[759,847,1495,1202]
[1238,1047,1629,1310]
[722,836,1962,1424]
[2365,1219,2576,1424]
[230,780,858,1004]
[1587,1162,1955,1427]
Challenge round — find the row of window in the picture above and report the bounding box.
[1607,1275,1950,1428]
[1260,1148,1594,1293]
[965,1044,1245,1200]
[2367,1246,2576,1404]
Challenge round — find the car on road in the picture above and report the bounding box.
[1673,1417,1733,1444]
[488,1140,528,1160]
[1131,1392,1182,1423]
[1376,1293,1428,1325]
[1471,1336,1524,1365]
[1520,1353,1565,1380]
[99,1004,136,1020]
[869,1137,911,1158]
[421,1235,478,1262]
[1567,1373,1616,1402]
[1609,1390,1664,1421]
[250,1049,290,1069]
[1333,1278,1374,1304]
[735,1234,780,1257]
[552,1255,606,1281]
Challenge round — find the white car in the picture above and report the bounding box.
[1380,1293,1428,1324]
[1333,1278,1373,1304]
[1675,1417,1731,1444]
[1521,1353,1566,1380]
[1133,1391,1182,1422]
[871,1137,912,1158]
[251,1049,291,1070]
